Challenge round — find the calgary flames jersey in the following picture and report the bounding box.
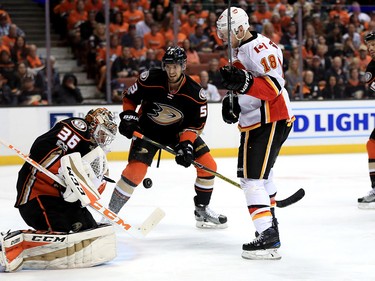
[15,118,93,207]
[123,68,208,145]
[233,31,294,131]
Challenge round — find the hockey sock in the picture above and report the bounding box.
[194,176,214,205]
[367,139,375,188]
[108,186,130,214]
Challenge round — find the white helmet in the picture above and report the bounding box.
[216,7,249,40]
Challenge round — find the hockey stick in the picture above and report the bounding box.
[133,132,304,208]
[226,1,238,120]
[0,137,165,238]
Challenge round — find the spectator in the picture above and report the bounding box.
[121,24,137,47]
[203,11,224,51]
[253,0,273,25]
[34,56,61,98]
[325,56,347,93]
[284,58,300,99]
[344,67,367,99]
[84,0,103,14]
[138,48,162,73]
[180,11,197,38]
[96,34,122,91]
[321,75,342,100]
[293,70,321,100]
[342,23,361,51]
[191,1,209,26]
[0,72,16,105]
[0,12,10,36]
[207,58,222,89]
[135,11,153,38]
[160,15,187,48]
[143,22,165,60]
[199,70,221,102]
[110,75,127,103]
[189,24,211,52]
[0,49,17,89]
[358,44,372,73]
[10,36,28,64]
[26,44,44,75]
[18,75,46,105]
[130,36,148,62]
[182,39,200,65]
[2,24,24,50]
[280,21,298,51]
[262,21,280,44]
[111,46,139,79]
[152,3,168,24]
[110,11,129,39]
[123,0,144,25]
[309,55,326,86]
[13,61,32,95]
[53,73,83,105]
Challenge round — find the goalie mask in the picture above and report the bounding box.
[216,7,249,41]
[85,108,117,151]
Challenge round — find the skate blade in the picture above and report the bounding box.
[358,202,375,209]
[195,221,228,229]
[241,249,281,260]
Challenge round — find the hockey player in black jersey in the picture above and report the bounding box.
[107,46,227,229]
[15,108,117,233]
[358,32,375,208]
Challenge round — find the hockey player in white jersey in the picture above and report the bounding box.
[216,7,295,260]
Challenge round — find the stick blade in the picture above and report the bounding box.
[276,188,305,208]
[136,207,165,236]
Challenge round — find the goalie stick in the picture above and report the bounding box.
[0,137,165,238]
[133,132,305,208]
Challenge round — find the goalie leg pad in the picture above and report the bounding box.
[0,224,116,272]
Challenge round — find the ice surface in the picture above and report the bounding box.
[1,153,375,280]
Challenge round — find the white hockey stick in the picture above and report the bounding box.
[0,138,165,238]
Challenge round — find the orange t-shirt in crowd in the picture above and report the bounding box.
[53,0,77,15]
[144,32,166,50]
[0,44,10,55]
[180,23,196,38]
[130,46,148,60]
[110,0,127,12]
[84,0,103,13]
[163,29,187,46]
[2,36,16,49]
[123,9,144,25]
[67,10,88,30]
[27,55,43,68]
[96,45,122,63]
[110,22,129,37]
[253,10,273,24]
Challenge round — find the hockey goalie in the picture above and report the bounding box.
[0,108,118,272]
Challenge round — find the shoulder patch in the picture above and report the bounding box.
[140,71,149,81]
[71,119,87,131]
[199,88,207,100]
[365,71,372,83]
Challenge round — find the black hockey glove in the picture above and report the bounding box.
[119,110,141,139]
[222,93,241,124]
[175,140,194,168]
[220,65,254,94]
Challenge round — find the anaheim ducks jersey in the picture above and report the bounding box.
[233,31,294,131]
[15,118,93,207]
[124,68,207,145]
[364,60,375,95]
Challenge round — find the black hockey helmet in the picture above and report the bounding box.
[162,46,187,70]
[365,32,375,43]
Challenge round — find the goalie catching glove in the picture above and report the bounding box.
[222,93,241,124]
[175,140,194,168]
[220,65,254,94]
[119,110,141,139]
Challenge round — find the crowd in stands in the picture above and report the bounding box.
[1,0,375,105]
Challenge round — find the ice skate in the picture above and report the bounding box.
[358,188,375,209]
[242,227,281,260]
[194,204,227,229]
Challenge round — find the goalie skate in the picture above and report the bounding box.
[242,227,281,260]
[194,204,228,229]
[358,189,375,209]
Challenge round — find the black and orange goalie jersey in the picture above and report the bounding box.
[15,118,93,207]
[124,68,208,145]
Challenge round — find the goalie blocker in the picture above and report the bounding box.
[0,223,116,272]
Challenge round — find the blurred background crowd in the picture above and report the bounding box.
[0,0,374,106]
